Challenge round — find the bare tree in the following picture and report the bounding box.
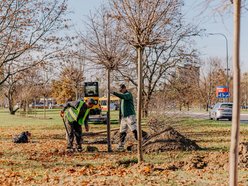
[3,67,43,115]
[111,0,203,160]
[3,75,20,115]
[142,40,200,115]
[18,69,44,116]
[197,57,227,111]
[110,0,199,161]
[120,46,200,116]
[0,0,69,85]
[164,62,200,111]
[79,6,129,152]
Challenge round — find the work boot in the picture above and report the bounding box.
[117,142,125,152]
[66,147,74,153]
[76,146,83,152]
[117,146,125,152]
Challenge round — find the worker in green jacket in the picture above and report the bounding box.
[60,98,96,152]
[112,84,137,151]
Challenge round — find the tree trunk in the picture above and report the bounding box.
[137,46,144,162]
[43,96,46,118]
[107,69,112,152]
[25,99,28,116]
[5,91,17,115]
[143,105,148,118]
[143,97,149,118]
[229,1,241,185]
[8,100,15,115]
[179,103,182,111]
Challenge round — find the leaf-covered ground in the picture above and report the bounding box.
[1,109,248,185]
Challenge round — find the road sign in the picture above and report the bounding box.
[216,86,230,98]
[217,92,230,98]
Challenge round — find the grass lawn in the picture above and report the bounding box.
[1,108,248,185]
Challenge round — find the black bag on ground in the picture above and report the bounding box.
[13,131,31,143]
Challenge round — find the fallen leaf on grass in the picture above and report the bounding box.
[52,167,61,172]
[81,180,90,185]
[140,166,152,174]
[78,168,87,175]
[67,168,76,174]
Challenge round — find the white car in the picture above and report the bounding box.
[209,102,232,121]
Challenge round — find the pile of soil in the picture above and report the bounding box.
[142,126,201,153]
[111,126,200,153]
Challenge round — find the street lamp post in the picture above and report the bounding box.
[208,33,229,90]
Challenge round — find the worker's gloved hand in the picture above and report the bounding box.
[60,110,64,118]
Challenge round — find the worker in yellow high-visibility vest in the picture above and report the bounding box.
[60,98,96,152]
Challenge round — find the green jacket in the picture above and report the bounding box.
[113,91,135,117]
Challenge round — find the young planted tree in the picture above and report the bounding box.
[79,7,129,152]
[198,1,243,183]
[110,0,200,161]
[230,1,241,185]
[204,0,243,184]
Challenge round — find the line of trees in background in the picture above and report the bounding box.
[0,0,247,117]
[0,0,74,114]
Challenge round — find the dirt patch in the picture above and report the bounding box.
[158,152,228,171]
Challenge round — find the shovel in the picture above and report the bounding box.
[62,117,70,137]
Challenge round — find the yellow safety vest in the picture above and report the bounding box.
[66,101,90,125]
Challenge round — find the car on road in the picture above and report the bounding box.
[209,102,232,121]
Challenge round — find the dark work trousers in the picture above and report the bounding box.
[65,118,82,148]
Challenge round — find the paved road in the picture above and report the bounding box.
[183,111,248,124]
